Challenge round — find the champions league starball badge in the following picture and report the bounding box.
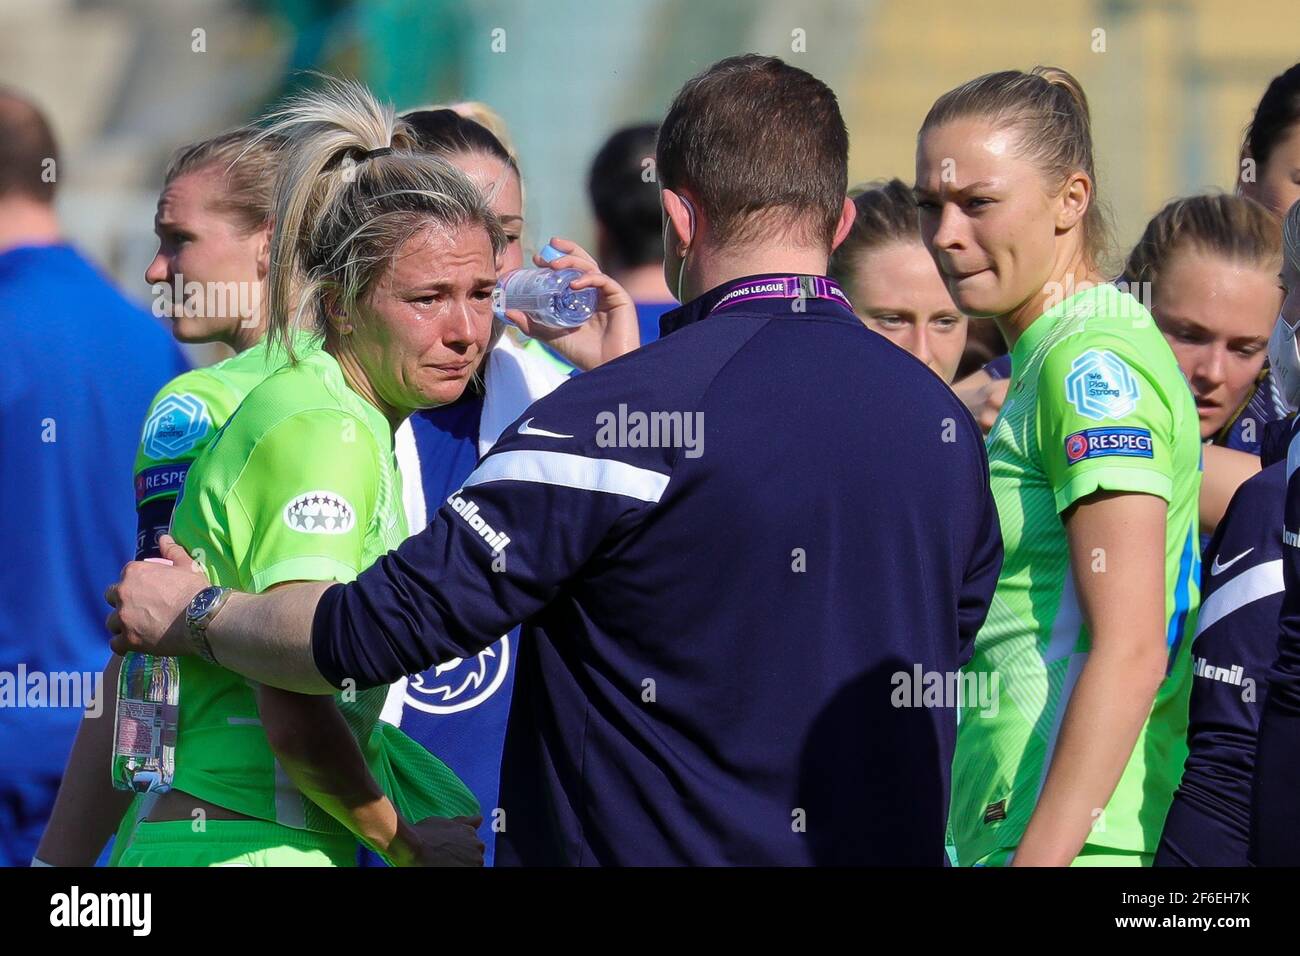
[282,491,356,535]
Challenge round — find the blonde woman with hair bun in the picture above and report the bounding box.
[917,66,1202,867]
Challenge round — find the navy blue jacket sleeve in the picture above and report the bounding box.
[311,380,671,690]
[1251,426,1300,864]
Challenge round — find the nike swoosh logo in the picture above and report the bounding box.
[517,418,573,439]
[1211,548,1254,575]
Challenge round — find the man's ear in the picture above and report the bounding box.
[661,188,695,255]
[830,196,857,252]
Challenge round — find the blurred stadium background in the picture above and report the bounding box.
[1,0,1296,323]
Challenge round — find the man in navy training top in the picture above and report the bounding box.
[107,54,1003,866]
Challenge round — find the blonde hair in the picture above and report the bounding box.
[259,78,506,361]
[164,127,285,235]
[920,65,1111,269]
[1125,193,1281,288]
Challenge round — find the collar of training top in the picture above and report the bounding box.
[659,273,856,338]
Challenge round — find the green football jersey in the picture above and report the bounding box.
[167,347,478,836]
[951,283,1202,863]
[132,332,320,526]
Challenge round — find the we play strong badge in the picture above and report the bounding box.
[1065,349,1140,420]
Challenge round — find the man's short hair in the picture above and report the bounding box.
[588,123,663,269]
[656,54,848,249]
[0,89,59,203]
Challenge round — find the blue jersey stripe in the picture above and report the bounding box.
[1166,526,1198,671]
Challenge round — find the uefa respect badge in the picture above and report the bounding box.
[1064,427,1154,466]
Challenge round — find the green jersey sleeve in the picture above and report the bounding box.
[133,371,242,504]
[1036,335,1179,513]
[225,409,381,593]
[133,370,243,558]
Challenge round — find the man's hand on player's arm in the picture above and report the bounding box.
[105,534,336,694]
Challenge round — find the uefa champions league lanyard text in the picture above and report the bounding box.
[708,275,856,318]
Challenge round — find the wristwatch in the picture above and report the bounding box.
[185,585,232,665]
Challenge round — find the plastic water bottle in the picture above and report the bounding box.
[111,653,179,793]
[493,242,598,328]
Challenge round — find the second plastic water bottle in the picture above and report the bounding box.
[493,242,598,328]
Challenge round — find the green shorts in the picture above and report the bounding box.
[973,845,1153,867]
[112,818,358,867]
[107,792,154,868]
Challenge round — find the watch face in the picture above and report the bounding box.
[189,586,220,620]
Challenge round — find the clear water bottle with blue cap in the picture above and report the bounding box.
[493,242,598,329]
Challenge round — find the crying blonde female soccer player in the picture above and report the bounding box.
[109,81,511,866]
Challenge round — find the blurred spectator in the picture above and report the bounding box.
[588,123,675,344]
[0,88,188,866]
